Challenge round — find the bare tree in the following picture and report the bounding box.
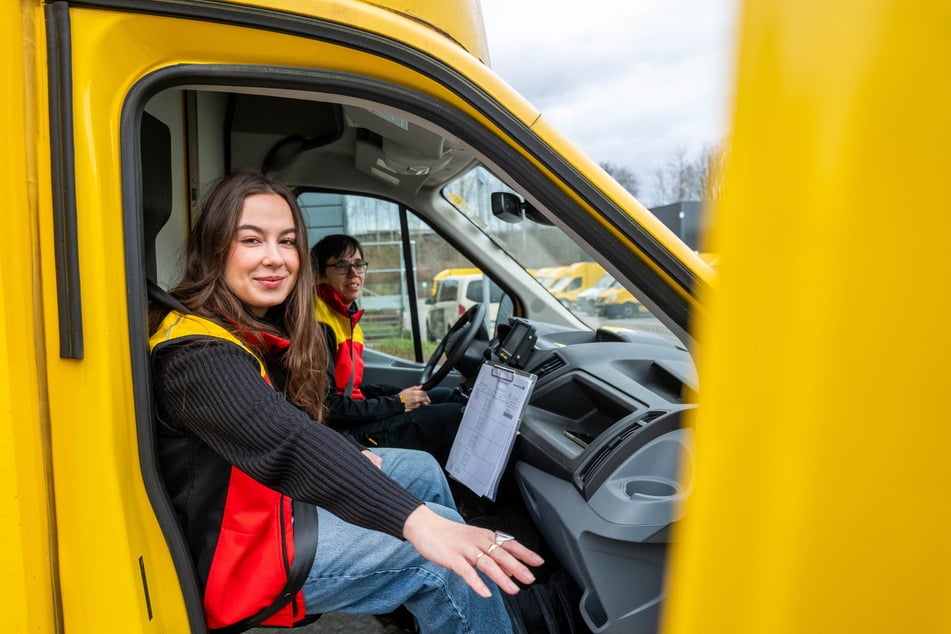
[651,143,726,206]
[653,148,699,205]
[698,142,727,203]
[600,162,640,197]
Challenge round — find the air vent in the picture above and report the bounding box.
[530,354,565,378]
[577,421,643,485]
[576,412,667,487]
[640,410,667,424]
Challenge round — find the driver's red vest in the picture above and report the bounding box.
[148,310,317,631]
[316,284,367,399]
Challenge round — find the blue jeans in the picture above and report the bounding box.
[302,447,513,634]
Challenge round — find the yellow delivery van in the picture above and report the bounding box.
[6,1,939,634]
[3,1,707,631]
[549,262,607,309]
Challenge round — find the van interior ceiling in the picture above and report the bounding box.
[218,92,475,195]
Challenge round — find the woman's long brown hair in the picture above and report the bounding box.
[154,170,327,421]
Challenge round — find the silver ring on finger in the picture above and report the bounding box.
[494,531,516,546]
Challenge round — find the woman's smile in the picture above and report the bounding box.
[254,275,287,289]
[225,193,300,316]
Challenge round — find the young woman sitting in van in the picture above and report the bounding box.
[311,233,464,464]
[148,170,541,632]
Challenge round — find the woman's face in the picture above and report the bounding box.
[225,193,299,316]
[318,246,365,305]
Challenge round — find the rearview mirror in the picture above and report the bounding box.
[491,192,523,223]
[491,191,554,226]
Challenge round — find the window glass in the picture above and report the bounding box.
[467,278,503,303]
[465,279,481,301]
[442,166,679,342]
[298,191,502,360]
[438,279,458,302]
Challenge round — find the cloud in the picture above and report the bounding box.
[480,0,738,203]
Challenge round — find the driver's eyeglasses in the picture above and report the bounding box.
[326,260,369,274]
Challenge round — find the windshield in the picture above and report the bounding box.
[298,162,681,364]
[443,166,678,342]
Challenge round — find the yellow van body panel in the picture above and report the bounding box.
[236,0,491,63]
[1,3,58,631]
[354,0,491,63]
[663,1,951,633]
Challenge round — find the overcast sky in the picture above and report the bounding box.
[479,0,739,206]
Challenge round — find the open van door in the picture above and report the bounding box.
[661,3,951,634]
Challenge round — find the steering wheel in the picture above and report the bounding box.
[421,303,487,389]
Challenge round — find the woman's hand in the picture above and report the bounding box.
[402,505,544,598]
[398,385,431,411]
[361,449,383,469]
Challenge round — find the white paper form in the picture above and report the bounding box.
[446,363,536,500]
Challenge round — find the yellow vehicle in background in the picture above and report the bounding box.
[594,281,648,319]
[588,252,707,320]
[429,267,481,297]
[576,272,616,314]
[533,265,570,289]
[549,262,607,308]
[424,272,502,341]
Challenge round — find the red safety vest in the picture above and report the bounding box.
[149,310,317,631]
[315,284,366,399]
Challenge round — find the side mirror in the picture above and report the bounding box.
[425,295,436,305]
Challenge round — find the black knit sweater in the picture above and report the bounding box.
[151,338,422,538]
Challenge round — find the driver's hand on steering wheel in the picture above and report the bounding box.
[399,385,431,411]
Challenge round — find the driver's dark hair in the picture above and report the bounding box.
[311,234,363,271]
[154,169,328,422]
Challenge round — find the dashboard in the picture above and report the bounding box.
[484,317,697,633]
[490,317,696,490]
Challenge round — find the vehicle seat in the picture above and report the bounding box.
[139,111,208,632]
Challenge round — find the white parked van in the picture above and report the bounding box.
[425,273,502,341]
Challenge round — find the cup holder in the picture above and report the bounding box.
[624,478,677,498]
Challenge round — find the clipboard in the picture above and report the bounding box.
[446,362,536,500]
